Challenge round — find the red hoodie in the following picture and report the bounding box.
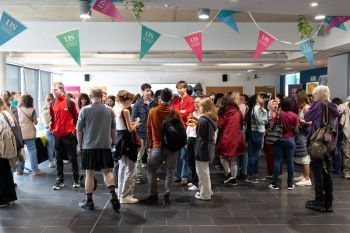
[171,95,195,123]
[50,95,78,137]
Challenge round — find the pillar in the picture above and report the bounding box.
[328,53,350,100]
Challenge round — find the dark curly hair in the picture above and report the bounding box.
[21,95,34,108]
[117,90,135,103]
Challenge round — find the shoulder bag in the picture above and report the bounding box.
[265,113,283,144]
[1,112,24,150]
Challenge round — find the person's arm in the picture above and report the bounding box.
[49,101,55,130]
[180,97,195,120]
[294,114,300,135]
[300,105,312,125]
[32,109,38,125]
[76,110,85,150]
[71,100,79,123]
[147,113,153,149]
[131,102,138,122]
[111,110,116,145]
[122,109,139,132]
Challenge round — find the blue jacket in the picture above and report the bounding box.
[131,98,157,139]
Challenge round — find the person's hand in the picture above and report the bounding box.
[180,110,186,114]
[147,148,152,155]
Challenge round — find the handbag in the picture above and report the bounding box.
[307,103,334,160]
[265,113,283,144]
[120,109,142,148]
[1,112,24,150]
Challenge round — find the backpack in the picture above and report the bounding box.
[162,109,187,152]
[51,97,77,125]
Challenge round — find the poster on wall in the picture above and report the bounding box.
[288,84,303,98]
[306,82,319,95]
[64,86,81,99]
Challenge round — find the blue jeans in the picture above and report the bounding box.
[18,139,40,172]
[238,148,248,176]
[247,131,264,177]
[175,147,188,180]
[45,129,55,163]
[273,138,296,186]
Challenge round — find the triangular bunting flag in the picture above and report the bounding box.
[93,0,123,21]
[184,32,203,63]
[0,11,27,46]
[327,16,350,30]
[57,29,81,66]
[325,16,347,31]
[217,10,240,32]
[140,26,161,59]
[90,0,121,5]
[254,30,276,59]
[299,40,314,66]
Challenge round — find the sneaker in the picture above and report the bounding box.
[195,192,211,201]
[52,181,64,190]
[295,179,312,187]
[110,196,120,211]
[224,176,235,184]
[265,175,274,180]
[188,185,199,191]
[140,194,158,205]
[187,182,194,187]
[120,196,139,204]
[73,182,80,188]
[79,199,95,210]
[268,183,280,190]
[245,177,259,184]
[256,176,266,181]
[163,194,170,206]
[142,163,147,168]
[63,160,70,164]
[288,185,295,190]
[0,203,9,208]
[49,162,56,168]
[294,175,304,182]
[344,173,350,179]
[227,178,237,186]
[180,179,188,186]
[135,178,141,184]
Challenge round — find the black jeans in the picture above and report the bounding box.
[312,157,333,207]
[187,137,199,187]
[54,133,79,183]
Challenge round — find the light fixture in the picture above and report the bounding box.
[198,8,210,20]
[285,67,292,70]
[217,63,254,67]
[315,15,325,20]
[163,63,198,66]
[310,2,318,7]
[80,0,91,19]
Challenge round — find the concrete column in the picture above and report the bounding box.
[328,53,350,100]
[0,52,6,91]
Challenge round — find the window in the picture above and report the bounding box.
[284,73,300,96]
[23,68,39,112]
[6,64,21,91]
[39,71,51,110]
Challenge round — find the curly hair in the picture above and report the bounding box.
[117,90,135,103]
[21,95,34,108]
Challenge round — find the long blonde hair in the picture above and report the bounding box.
[200,98,218,121]
[231,91,240,106]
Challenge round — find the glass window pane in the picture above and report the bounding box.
[6,64,21,91]
[23,68,39,113]
[39,71,51,109]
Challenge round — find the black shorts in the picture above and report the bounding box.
[81,149,114,171]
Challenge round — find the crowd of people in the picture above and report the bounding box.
[1,81,350,214]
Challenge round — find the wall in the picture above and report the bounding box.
[300,67,328,89]
[54,71,280,96]
[328,54,350,100]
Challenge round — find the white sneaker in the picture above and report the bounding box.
[295,179,312,186]
[49,162,56,168]
[187,182,193,187]
[195,192,211,201]
[63,160,69,164]
[293,175,304,182]
[120,196,139,204]
[188,185,199,191]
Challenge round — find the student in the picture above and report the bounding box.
[77,93,91,110]
[77,88,119,211]
[194,98,217,200]
[339,96,350,179]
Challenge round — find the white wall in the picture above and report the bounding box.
[54,71,280,96]
[328,54,350,100]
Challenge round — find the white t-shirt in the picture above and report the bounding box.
[114,104,127,130]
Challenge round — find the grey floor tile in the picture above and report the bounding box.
[257,216,304,224]
[301,215,350,224]
[0,227,45,233]
[212,217,259,225]
[167,217,213,225]
[142,226,191,233]
[191,226,240,233]
[286,225,342,233]
[92,226,142,233]
[239,225,291,233]
[42,226,92,233]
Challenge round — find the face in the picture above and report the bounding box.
[53,85,64,98]
[143,88,152,99]
[0,92,9,102]
[215,97,223,109]
[256,95,264,105]
[194,98,201,111]
[177,86,187,96]
[81,98,88,107]
[102,93,107,103]
[106,98,114,107]
[271,101,278,111]
[46,99,51,106]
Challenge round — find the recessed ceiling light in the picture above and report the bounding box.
[198,8,210,20]
[310,2,318,7]
[285,67,292,70]
[315,15,326,20]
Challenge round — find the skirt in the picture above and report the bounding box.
[0,158,17,205]
[81,149,114,171]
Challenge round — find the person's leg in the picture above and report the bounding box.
[247,133,254,178]
[304,163,311,180]
[220,157,231,175]
[45,129,55,164]
[180,148,189,181]
[147,148,163,195]
[113,159,119,187]
[164,149,178,196]
[195,161,211,200]
[102,168,120,211]
[117,157,126,198]
[240,144,248,177]
[25,139,40,172]
[264,143,274,176]
[252,132,264,176]
[17,160,25,174]
[343,136,350,177]
[54,135,65,182]
[285,139,296,187]
[187,137,198,187]
[85,170,95,200]
[135,138,147,179]
[62,134,79,183]
[323,158,333,210]
[312,159,325,203]
[174,150,183,180]
[230,157,238,178]
[120,156,136,199]
[272,143,283,187]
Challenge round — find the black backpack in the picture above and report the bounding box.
[162,109,187,152]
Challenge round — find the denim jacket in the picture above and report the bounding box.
[131,98,157,139]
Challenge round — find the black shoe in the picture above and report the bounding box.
[305,201,325,212]
[268,183,280,190]
[79,199,95,210]
[140,194,158,205]
[52,181,64,190]
[163,194,170,206]
[110,196,120,211]
[225,177,237,186]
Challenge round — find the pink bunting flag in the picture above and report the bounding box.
[327,16,350,30]
[93,0,123,21]
[184,32,202,63]
[254,30,276,59]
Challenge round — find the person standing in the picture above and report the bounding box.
[194,98,217,200]
[304,86,340,212]
[77,88,120,211]
[141,88,183,206]
[1,91,18,122]
[131,83,157,184]
[339,96,350,179]
[50,82,80,190]
[171,81,195,185]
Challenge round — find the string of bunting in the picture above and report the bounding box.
[0,0,349,67]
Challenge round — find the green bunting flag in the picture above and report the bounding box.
[140,25,161,59]
[56,29,81,66]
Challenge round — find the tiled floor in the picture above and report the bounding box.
[1,159,350,233]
